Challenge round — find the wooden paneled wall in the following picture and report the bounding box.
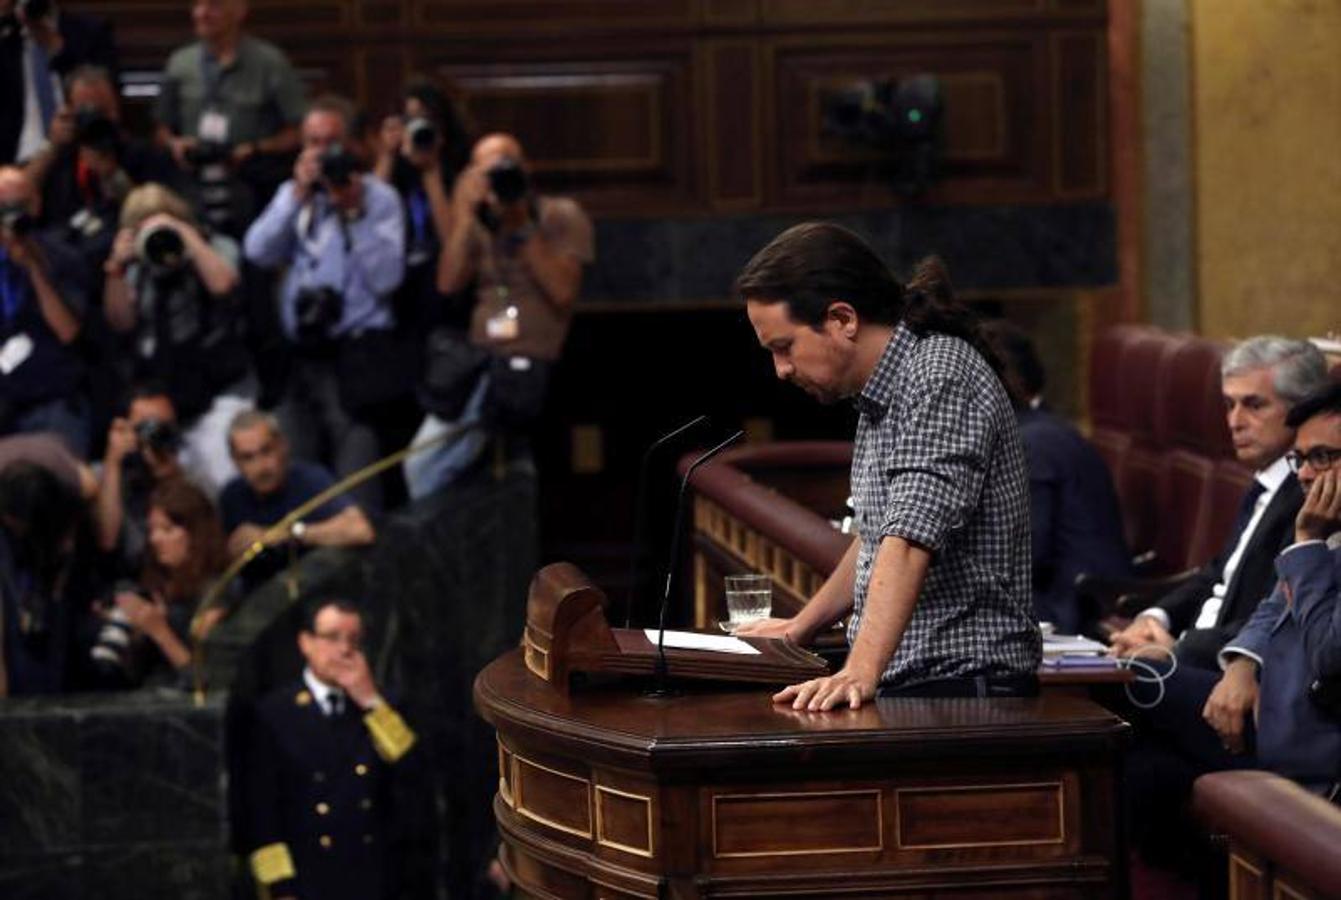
[82,0,1109,217]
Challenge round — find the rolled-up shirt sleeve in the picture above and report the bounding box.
[881,374,994,551]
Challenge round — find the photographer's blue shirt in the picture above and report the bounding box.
[242,175,405,341]
[218,460,353,534]
[0,231,87,407]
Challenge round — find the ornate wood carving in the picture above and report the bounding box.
[78,0,1110,216]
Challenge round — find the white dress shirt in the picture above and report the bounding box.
[1141,456,1292,634]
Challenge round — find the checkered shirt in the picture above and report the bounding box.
[846,324,1041,686]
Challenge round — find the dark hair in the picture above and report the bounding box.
[734,222,1003,375]
[300,596,363,634]
[123,379,175,416]
[306,94,357,133]
[980,320,1046,409]
[141,478,227,603]
[1286,380,1341,429]
[0,461,82,586]
[403,75,474,176]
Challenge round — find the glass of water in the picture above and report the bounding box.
[724,574,772,632]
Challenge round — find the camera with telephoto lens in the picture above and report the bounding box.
[488,157,528,204]
[318,143,359,188]
[406,117,438,152]
[135,223,187,272]
[293,286,344,344]
[74,105,119,155]
[89,582,151,687]
[0,202,34,238]
[134,417,182,456]
[184,139,231,169]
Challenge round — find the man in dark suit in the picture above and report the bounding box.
[245,597,416,900]
[984,321,1131,633]
[0,0,118,164]
[1203,382,1341,793]
[1109,336,1332,671]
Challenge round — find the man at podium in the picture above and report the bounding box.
[736,223,1041,708]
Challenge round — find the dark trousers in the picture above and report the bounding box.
[277,356,382,513]
[879,672,1040,698]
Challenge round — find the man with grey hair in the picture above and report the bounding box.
[218,409,374,561]
[1109,335,1330,670]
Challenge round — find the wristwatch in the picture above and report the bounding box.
[290,521,308,543]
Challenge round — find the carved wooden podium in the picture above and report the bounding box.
[475,564,1132,898]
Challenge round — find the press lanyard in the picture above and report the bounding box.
[0,254,27,324]
[407,189,430,246]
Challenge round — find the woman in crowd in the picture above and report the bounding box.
[108,478,227,682]
[101,182,252,495]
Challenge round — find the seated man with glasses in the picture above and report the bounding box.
[1202,381,1341,794]
[244,596,416,900]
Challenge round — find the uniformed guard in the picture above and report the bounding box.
[245,597,416,900]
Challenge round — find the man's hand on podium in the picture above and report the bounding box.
[773,666,878,712]
[735,617,796,641]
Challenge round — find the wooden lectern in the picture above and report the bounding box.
[476,564,1132,898]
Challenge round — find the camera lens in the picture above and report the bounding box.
[406,118,438,152]
[319,143,358,187]
[487,158,529,204]
[135,224,186,270]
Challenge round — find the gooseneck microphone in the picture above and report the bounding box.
[624,415,711,628]
[649,429,744,696]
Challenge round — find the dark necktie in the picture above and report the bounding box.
[1227,480,1267,552]
[325,692,345,718]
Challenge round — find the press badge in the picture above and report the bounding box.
[198,109,230,143]
[485,303,520,341]
[0,332,34,374]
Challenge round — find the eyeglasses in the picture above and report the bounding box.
[1285,446,1341,474]
[312,630,362,650]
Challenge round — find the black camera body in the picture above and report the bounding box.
[0,202,34,238]
[318,143,359,188]
[74,105,120,155]
[135,223,187,272]
[407,117,438,152]
[185,139,231,169]
[293,286,344,344]
[488,157,529,204]
[134,418,182,455]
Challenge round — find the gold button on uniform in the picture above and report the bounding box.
[319,835,332,849]
[316,802,330,815]
[355,763,368,776]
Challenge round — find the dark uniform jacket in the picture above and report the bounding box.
[246,677,416,900]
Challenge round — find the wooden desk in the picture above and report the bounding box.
[475,650,1132,898]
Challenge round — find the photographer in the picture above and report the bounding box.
[0,165,89,455]
[103,183,251,493]
[24,66,175,229]
[155,0,304,235]
[244,95,405,513]
[373,77,473,334]
[93,384,207,578]
[91,478,226,687]
[404,133,592,498]
[0,0,118,165]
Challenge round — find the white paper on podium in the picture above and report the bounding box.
[643,629,762,655]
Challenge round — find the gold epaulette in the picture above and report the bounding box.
[249,842,295,887]
[364,703,417,763]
